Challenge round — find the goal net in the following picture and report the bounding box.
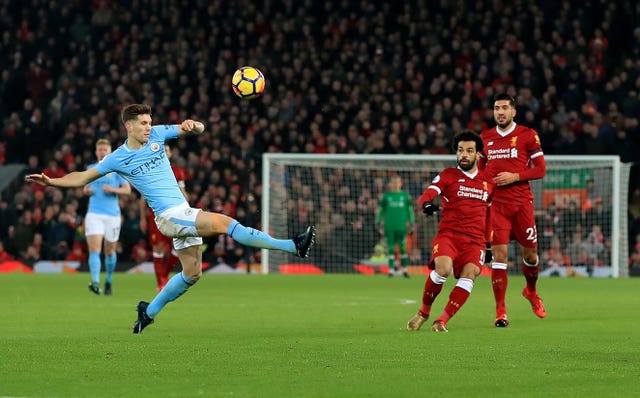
[262,154,630,277]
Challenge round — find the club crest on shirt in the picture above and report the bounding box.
[534,134,541,145]
[150,142,160,152]
[510,136,518,146]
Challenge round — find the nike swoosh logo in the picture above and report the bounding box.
[124,158,133,165]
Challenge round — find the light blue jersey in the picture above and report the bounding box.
[86,163,128,217]
[96,125,184,214]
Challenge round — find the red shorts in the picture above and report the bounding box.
[429,232,485,278]
[490,200,538,248]
[148,214,172,251]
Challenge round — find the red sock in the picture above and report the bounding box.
[153,255,167,289]
[521,262,539,292]
[438,286,471,325]
[419,276,444,317]
[166,253,180,277]
[491,267,508,311]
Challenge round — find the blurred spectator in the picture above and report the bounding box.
[0,0,638,270]
[130,239,151,265]
[630,249,640,276]
[22,233,45,267]
[583,230,606,267]
[584,200,612,239]
[13,210,37,257]
[65,241,88,262]
[0,240,13,263]
[368,243,388,264]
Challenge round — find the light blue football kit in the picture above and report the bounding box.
[85,163,128,286]
[97,125,296,319]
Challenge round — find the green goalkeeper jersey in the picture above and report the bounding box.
[376,191,415,231]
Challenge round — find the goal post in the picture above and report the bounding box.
[262,154,630,277]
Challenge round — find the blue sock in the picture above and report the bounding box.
[146,272,196,319]
[88,251,101,283]
[227,220,295,253]
[104,253,116,284]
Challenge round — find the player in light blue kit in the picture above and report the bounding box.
[26,103,316,334]
[84,138,131,295]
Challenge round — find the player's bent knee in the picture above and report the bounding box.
[183,269,202,282]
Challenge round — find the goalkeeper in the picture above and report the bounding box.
[376,175,415,277]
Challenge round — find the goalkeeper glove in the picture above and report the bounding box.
[422,202,439,216]
[484,243,493,264]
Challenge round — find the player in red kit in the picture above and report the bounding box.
[480,93,547,327]
[139,144,186,291]
[407,131,494,332]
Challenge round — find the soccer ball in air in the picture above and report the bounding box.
[231,66,265,99]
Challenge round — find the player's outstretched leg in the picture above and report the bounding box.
[227,221,316,258]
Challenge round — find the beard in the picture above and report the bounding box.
[495,117,513,130]
[457,158,475,171]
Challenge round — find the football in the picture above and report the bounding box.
[231,66,265,99]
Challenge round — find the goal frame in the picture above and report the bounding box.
[262,154,630,277]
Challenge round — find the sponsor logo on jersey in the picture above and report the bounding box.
[130,150,166,176]
[457,184,489,201]
[487,147,518,159]
[150,142,161,152]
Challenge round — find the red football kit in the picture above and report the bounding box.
[481,123,546,248]
[418,167,494,277]
[146,165,187,250]
[146,164,186,290]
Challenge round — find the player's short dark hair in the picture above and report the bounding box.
[121,103,152,124]
[492,93,516,108]
[452,130,484,153]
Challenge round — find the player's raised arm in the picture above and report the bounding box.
[177,120,205,136]
[25,168,102,188]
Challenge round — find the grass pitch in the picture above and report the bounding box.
[1,273,638,398]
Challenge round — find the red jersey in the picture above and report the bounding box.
[146,164,187,220]
[480,123,545,204]
[418,167,494,240]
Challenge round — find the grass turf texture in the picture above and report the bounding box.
[1,273,638,398]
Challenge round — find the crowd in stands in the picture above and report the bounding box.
[1,1,639,272]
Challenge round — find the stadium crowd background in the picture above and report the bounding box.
[0,0,639,273]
